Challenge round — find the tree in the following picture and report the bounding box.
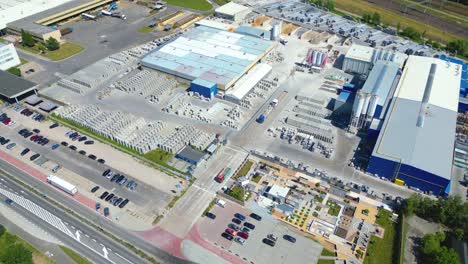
[0,243,33,264]
[20,29,35,47]
[37,42,47,54]
[446,39,468,57]
[45,37,60,51]
[396,22,401,34]
[372,12,381,25]
[400,27,422,41]
[0,226,5,237]
[420,233,461,264]
[326,0,335,11]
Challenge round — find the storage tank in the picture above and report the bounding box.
[361,94,371,115]
[307,49,313,64]
[321,54,328,66]
[312,51,318,66]
[47,175,77,195]
[352,93,365,118]
[316,52,324,66]
[271,24,280,41]
[366,95,378,118]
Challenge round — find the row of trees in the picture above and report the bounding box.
[21,29,60,52]
[403,194,468,240]
[420,232,461,264]
[309,0,335,11]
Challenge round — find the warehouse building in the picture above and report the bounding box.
[141,26,275,90]
[0,43,20,71]
[366,56,461,196]
[0,70,38,103]
[342,44,407,75]
[6,0,115,42]
[190,78,218,99]
[349,61,401,131]
[215,2,251,23]
[224,63,272,104]
[175,146,206,166]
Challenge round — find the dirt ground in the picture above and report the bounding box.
[367,0,468,40]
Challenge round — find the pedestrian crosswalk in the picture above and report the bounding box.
[0,187,73,237]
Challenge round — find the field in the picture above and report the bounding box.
[60,246,92,264]
[364,209,397,264]
[233,160,254,180]
[164,0,212,11]
[17,42,84,61]
[213,0,230,5]
[334,0,464,43]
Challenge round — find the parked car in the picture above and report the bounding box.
[262,238,275,247]
[250,213,262,221]
[116,175,124,183]
[51,143,60,150]
[225,228,236,236]
[109,196,118,204]
[237,232,249,239]
[20,148,30,156]
[84,140,94,145]
[234,213,246,221]
[49,123,59,129]
[105,193,114,202]
[283,234,296,243]
[110,174,120,182]
[78,136,87,142]
[267,234,278,242]
[95,202,101,211]
[32,129,40,133]
[97,159,105,164]
[104,207,110,217]
[88,154,97,160]
[78,150,86,155]
[40,138,49,146]
[205,212,216,219]
[118,177,127,185]
[69,145,77,151]
[221,232,233,241]
[103,169,111,177]
[241,227,250,234]
[5,198,13,205]
[234,237,245,245]
[1,139,10,145]
[61,141,69,146]
[232,218,242,225]
[52,165,61,173]
[6,143,16,149]
[91,186,100,193]
[244,222,255,230]
[113,197,123,206]
[228,223,240,231]
[30,134,38,141]
[118,199,129,208]
[100,191,109,199]
[30,153,40,161]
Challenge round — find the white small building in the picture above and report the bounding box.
[342,44,407,75]
[215,2,251,23]
[263,184,290,204]
[0,43,20,71]
[225,63,272,104]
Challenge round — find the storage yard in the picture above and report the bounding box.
[1,0,467,264]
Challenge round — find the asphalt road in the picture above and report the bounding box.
[0,159,190,264]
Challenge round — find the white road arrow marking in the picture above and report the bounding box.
[102,246,109,259]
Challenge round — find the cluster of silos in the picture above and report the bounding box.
[270,22,282,41]
[350,91,379,129]
[306,49,328,67]
[370,49,397,65]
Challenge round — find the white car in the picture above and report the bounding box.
[234,237,245,245]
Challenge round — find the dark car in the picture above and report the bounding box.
[40,139,49,146]
[78,150,86,155]
[262,238,275,247]
[78,136,87,142]
[69,132,78,139]
[103,169,111,177]
[1,139,9,145]
[49,123,59,129]
[18,128,27,135]
[243,222,255,230]
[33,129,40,133]
[250,213,262,221]
[88,154,97,160]
[104,207,110,217]
[24,131,33,138]
[20,148,30,156]
[234,213,246,221]
[97,159,105,164]
[116,175,125,183]
[100,191,109,199]
[283,234,296,243]
[205,212,216,219]
[232,218,242,225]
[35,136,43,142]
[51,143,60,150]
[91,186,100,193]
[69,145,77,151]
[30,153,40,161]
[118,199,129,208]
[109,196,118,204]
[84,140,94,145]
[110,174,120,182]
[105,193,114,202]
[113,197,123,206]
[228,223,240,231]
[61,141,69,146]
[221,232,234,241]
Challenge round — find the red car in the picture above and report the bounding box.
[238,232,249,239]
[225,228,236,236]
[30,134,38,141]
[3,118,11,125]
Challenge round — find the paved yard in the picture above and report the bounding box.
[198,199,322,264]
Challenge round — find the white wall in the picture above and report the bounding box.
[0,43,20,71]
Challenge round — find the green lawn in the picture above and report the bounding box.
[17,42,84,61]
[213,0,230,5]
[251,173,262,183]
[364,209,397,264]
[326,200,341,217]
[227,185,245,201]
[318,260,335,264]
[233,160,254,180]
[138,26,154,33]
[164,0,212,11]
[0,228,55,264]
[20,58,28,65]
[321,249,335,257]
[143,149,173,165]
[60,246,92,264]
[202,198,216,217]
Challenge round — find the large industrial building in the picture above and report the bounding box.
[349,61,401,130]
[141,25,275,90]
[224,63,272,104]
[214,2,251,23]
[342,44,408,75]
[366,56,462,196]
[6,0,115,42]
[0,42,20,71]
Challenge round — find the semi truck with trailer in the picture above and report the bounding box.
[47,175,77,195]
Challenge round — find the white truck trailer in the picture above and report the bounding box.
[47,175,77,195]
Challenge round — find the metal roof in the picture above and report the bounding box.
[345,44,407,68]
[225,63,271,100]
[191,78,216,88]
[215,2,250,16]
[371,56,461,180]
[235,26,271,40]
[0,70,37,98]
[176,146,205,163]
[360,61,400,107]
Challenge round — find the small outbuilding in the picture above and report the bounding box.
[176,146,206,166]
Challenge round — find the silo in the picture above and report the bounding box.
[317,52,324,66]
[361,93,371,115]
[312,51,318,66]
[352,92,365,119]
[371,49,378,64]
[366,95,378,119]
[307,49,313,64]
[321,54,328,66]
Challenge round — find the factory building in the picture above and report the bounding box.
[215,2,251,23]
[349,61,400,131]
[366,56,462,196]
[6,0,115,42]
[190,78,218,99]
[235,26,271,40]
[141,26,275,90]
[224,63,272,104]
[0,43,20,71]
[342,44,408,75]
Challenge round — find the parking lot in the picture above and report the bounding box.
[198,200,322,264]
[0,104,182,228]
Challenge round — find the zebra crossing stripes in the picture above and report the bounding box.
[0,187,73,237]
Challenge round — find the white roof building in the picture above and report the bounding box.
[343,44,408,75]
[0,0,73,29]
[224,63,272,103]
[215,2,251,22]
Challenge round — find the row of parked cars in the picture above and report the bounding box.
[102,169,138,191]
[220,213,262,245]
[0,113,15,126]
[13,104,46,122]
[98,190,129,209]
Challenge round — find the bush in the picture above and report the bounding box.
[46,37,60,51]
[0,243,33,264]
[21,30,35,47]
[0,226,5,237]
[7,67,21,77]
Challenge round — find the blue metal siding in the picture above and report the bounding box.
[458,100,468,113]
[190,79,218,98]
[367,155,398,179]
